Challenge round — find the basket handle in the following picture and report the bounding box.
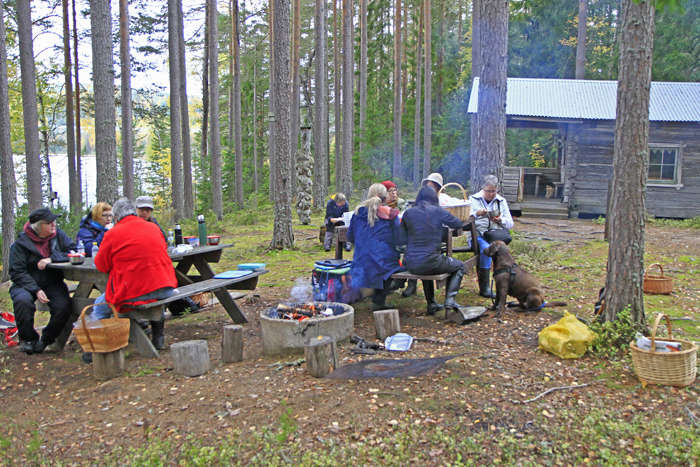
[438,182,468,202]
[79,302,119,352]
[645,263,664,277]
[649,313,673,354]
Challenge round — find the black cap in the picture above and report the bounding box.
[29,208,61,224]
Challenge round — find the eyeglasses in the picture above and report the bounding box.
[484,189,498,194]
[102,213,113,219]
[388,188,397,193]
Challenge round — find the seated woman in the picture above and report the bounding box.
[347,183,403,311]
[323,193,349,252]
[76,202,113,256]
[381,180,408,212]
[468,174,515,298]
[399,186,465,314]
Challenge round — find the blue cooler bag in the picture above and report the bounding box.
[312,260,360,303]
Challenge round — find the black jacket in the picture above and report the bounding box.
[399,202,462,272]
[324,198,349,233]
[147,215,167,243]
[9,228,77,297]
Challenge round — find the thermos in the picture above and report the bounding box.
[197,215,207,246]
[174,223,183,245]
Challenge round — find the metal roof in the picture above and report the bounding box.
[467,77,700,122]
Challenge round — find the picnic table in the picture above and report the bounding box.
[48,243,267,357]
[334,217,480,291]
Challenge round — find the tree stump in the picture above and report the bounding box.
[171,340,211,377]
[221,325,244,363]
[93,349,125,381]
[373,309,400,341]
[304,336,339,378]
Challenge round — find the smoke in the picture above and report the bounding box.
[290,278,312,303]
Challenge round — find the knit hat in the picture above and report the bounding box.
[421,173,443,189]
[381,180,396,191]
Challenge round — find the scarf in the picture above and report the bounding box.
[386,199,398,209]
[23,222,56,258]
[90,219,108,232]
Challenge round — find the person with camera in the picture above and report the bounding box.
[468,175,514,298]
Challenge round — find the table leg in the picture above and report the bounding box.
[128,320,159,358]
[54,282,96,351]
[335,236,343,260]
[190,256,248,324]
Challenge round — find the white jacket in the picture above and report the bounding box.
[468,190,514,236]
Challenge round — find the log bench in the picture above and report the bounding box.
[120,278,252,358]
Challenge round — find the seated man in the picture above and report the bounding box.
[10,208,77,354]
[135,196,166,242]
[85,198,177,362]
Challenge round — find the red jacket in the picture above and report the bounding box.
[95,215,177,312]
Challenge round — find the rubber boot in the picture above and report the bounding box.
[371,280,392,311]
[33,338,48,354]
[389,279,406,292]
[478,268,496,299]
[401,279,418,298]
[150,319,165,350]
[423,280,444,316]
[443,268,465,311]
[19,339,36,355]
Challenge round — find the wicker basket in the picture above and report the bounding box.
[643,263,673,295]
[630,314,697,387]
[438,182,471,221]
[74,303,130,353]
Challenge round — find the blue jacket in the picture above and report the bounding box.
[76,213,108,256]
[325,198,348,233]
[346,206,403,290]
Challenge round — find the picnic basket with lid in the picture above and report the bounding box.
[643,263,673,295]
[74,303,130,353]
[437,183,471,221]
[629,314,697,387]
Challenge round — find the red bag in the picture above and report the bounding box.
[0,312,18,348]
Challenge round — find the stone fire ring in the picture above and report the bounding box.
[260,302,354,355]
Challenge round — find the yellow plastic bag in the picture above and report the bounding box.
[538,312,597,359]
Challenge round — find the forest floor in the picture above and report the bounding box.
[1,207,700,466]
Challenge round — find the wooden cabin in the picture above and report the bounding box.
[468,78,700,219]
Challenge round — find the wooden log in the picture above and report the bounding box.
[171,340,211,377]
[303,336,338,378]
[221,325,244,363]
[93,349,125,381]
[373,309,400,341]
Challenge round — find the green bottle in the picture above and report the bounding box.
[197,215,207,246]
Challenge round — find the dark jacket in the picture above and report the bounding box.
[325,198,349,233]
[399,202,462,273]
[9,228,76,296]
[347,206,403,290]
[76,213,108,256]
[147,215,167,243]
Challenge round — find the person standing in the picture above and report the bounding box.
[468,175,514,298]
[10,208,77,354]
[76,202,113,256]
[323,193,350,252]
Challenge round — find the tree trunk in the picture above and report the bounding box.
[333,0,341,190]
[16,0,43,210]
[401,6,408,115]
[603,0,655,325]
[270,0,294,249]
[422,0,432,178]
[341,0,353,197]
[436,1,444,116]
[90,0,119,203]
[38,94,53,203]
[233,0,244,208]
[471,0,507,191]
[268,0,276,201]
[313,0,329,208]
[290,0,301,197]
[413,3,423,190]
[576,0,588,80]
[169,0,184,220]
[73,0,82,204]
[201,0,210,163]
[209,0,223,220]
[470,0,481,191]
[358,0,367,171]
[120,0,134,201]
[393,0,402,179]
[62,0,79,212]
[178,0,193,216]
[253,56,259,193]
[0,0,17,282]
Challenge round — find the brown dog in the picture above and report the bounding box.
[483,240,567,317]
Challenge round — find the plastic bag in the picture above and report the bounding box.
[538,312,596,359]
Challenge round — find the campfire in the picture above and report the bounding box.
[264,302,347,321]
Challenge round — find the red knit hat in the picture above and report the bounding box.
[381,180,396,190]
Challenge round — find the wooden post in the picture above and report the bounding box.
[221,325,244,363]
[171,340,211,377]
[93,349,125,381]
[373,309,400,341]
[304,336,338,378]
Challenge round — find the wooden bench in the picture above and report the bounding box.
[120,277,255,358]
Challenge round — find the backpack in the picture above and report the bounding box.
[311,261,360,303]
[168,297,202,317]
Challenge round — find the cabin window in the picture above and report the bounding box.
[647,145,683,186]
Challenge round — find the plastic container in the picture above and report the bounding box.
[76,241,85,256]
[237,263,266,272]
[385,333,414,351]
[187,237,200,246]
[91,242,99,258]
[207,235,221,245]
[68,253,85,265]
